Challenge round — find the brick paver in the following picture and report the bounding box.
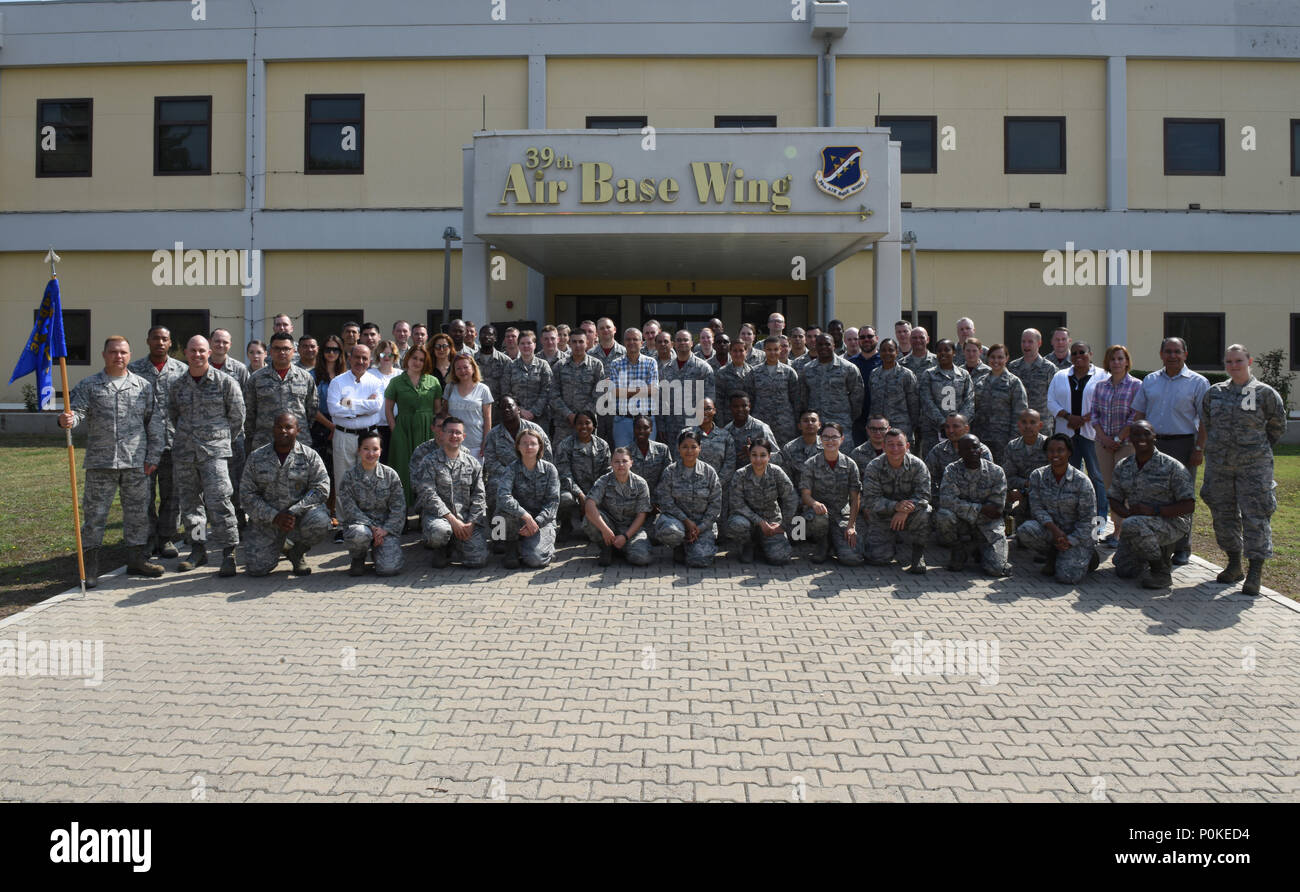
[0,537,1296,802]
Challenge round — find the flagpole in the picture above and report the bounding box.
[47,248,87,598]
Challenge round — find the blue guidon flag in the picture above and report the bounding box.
[9,276,67,410]
[814,146,868,200]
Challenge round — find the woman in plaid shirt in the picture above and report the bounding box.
[1090,345,1142,547]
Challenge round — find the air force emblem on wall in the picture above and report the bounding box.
[814,146,867,199]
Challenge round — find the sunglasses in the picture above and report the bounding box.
[323,347,341,354]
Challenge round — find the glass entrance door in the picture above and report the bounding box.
[640,299,721,336]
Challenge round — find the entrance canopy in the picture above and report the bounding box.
[467,128,895,280]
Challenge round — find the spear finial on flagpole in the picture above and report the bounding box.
[45,247,60,276]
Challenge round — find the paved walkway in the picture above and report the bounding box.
[1,537,1296,802]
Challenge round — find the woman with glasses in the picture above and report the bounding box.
[385,344,443,511]
[798,422,864,565]
[428,332,455,391]
[312,334,346,529]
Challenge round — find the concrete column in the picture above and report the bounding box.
[244,57,266,345]
[1105,56,1128,348]
[526,54,547,326]
[872,142,903,336]
[461,146,488,326]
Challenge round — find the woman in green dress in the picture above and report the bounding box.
[384,344,444,508]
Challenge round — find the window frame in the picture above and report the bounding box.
[876,115,938,174]
[304,93,365,175]
[1004,116,1067,175]
[154,95,213,176]
[714,115,777,129]
[1003,311,1068,355]
[36,98,94,178]
[1163,117,1226,177]
[1162,312,1226,371]
[33,307,91,366]
[585,115,649,130]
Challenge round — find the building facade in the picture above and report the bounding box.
[1,0,1298,401]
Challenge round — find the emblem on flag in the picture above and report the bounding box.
[9,276,67,410]
[813,146,868,199]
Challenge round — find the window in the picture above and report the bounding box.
[1164,118,1225,176]
[305,95,364,174]
[877,116,937,174]
[1163,313,1225,371]
[740,298,791,337]
[715,116,777,129]
[566,296,622,334]
[33,308,90,365]
[1291,120,1299,177]
[1291,315,1300,371]
[155,96,212,175]
[36,98,93,177]
[896,311,938,344]
[427,308,463,335]
[586,116,648,130]
[1003,312,1067,353]
[1005,117,1066,174]
[641,299,721,336]
[151,309,210,360]
[302,309,364,343]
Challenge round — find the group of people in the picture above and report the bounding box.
[60,309,1284,597]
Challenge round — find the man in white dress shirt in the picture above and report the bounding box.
[326,343,386,483]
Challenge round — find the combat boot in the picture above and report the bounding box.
[1040,550,1058,577]
[127,546,164,578]
[1088,549,1100,573]
[672,545,686,564]
[1242,558,1265,596]
[597,545,613,567]
[430,545,450,569]
[503,540,521,569]
[739,542,755,563]
[157,538,179,559]
[83,548,100,588]
[348,555,367,576]
[811,537,831,564]
[1141,547,1173,589]
[286,543,312,575]
[176,541,207,572]
[1216,552,1245,584]
[906,544,927,575]
[944,542,968,572]
[218,547,237,577]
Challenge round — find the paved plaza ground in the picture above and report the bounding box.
[1,536,1296,803]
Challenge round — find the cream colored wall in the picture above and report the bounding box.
[0,64,246,212]
[837,59,1107,209]
[0,251,243,402]
[1128,61,1300,211]
[265,60,527,209]
[1129,253,1300,364]
[546,58,817,129]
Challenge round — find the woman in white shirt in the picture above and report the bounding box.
[374,339,404,462]
[447,353,493,458]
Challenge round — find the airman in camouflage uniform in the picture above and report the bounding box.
[1108,423,1194,588]
[725,462,798,564]
[869,363,919,439]
[481,406,551,510]
[655,457,723,567]
[338,460,407,576]
[859,443,931,572]
[584,468,654,565]
[503,349,555,434]
[474,327,514,401]
[556,430,612,535]
[211,344,251,524]
[239,423,331,577]
[918,359,974,458]
[551,341,605,438]
[168,339,245,576]
[935,435,1011,576]
[1199,352,1287,594]
[900,350,937,377]
[714,349,756,429]
[630,436,671,496]
[799,446,864,565]
[61,341,167,585]
[1008,353,1058,419]
[925,415,992,501]
[1017,437,1099,584]
[966,361,991,388]
[724,407,780,472]
[243,361,319,452]
[128,330,187,556]
[416,440,489,569]
[972,369,1027,465]
[1003,422,1049,528]
[657,340,714,456]
[751,339,801,445]
[780,416,823,493]
[800,339,864,452]
[496,457,561,568]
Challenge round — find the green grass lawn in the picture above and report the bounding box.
[2,436,1298,619]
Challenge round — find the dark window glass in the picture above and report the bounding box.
[36,99,93,177]
[305,95,364,174]
[155,96,212,175]
[714,116,777,129]
[427,308,464,335]
[1003,312,1067,354]
[1163,313,1225,371]
[1005,117,1066,174]
[877,116,937,174]
[151,309,211,360]
[1291,120,1299,177]
[565,296,622,334]
[1291,314,1300,371]
[33,308,91,365]
[302,310,365,344]
[585,116,648,130]
[740,298,791,338]
[897,311,938,343]
[641,299,722,336]
[1164,119,1225,175]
